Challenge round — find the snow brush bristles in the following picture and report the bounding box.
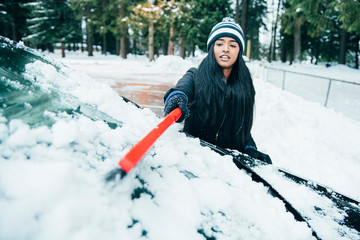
[105,108,182,182]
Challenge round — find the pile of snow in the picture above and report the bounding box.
[151,55,201,75]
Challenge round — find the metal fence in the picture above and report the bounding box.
[265,66,360,121]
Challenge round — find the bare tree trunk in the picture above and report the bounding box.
[87,25,93,57]
[355,35,359,69]
[235,0,240,23]
[85,5,93,57]
[101,0,107,55]
[133,38,137,56]
[116,39,120,56]
[280,37,286,63]
[168,0,175,55]
[61,41,65,58]
[268,28,273,62]
[149,21,154,61]
[162,42,168,55]
[168,27,175,55]
[121,36,127,59]
[293,18,301,63]
[59,2,65,58]
[272,0,281,61]
[8,2,18,41]
[102,33,107,55]
[120,0,128,59]
[339,28,347,65]
[315,42,320,65]
[241,0,248,38]
[179,36,185,59]
[87,36,93,56]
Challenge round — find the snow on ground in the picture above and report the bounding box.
[52,51,200,87]
[0,43,359,240]
[264,61,360,121]
[267,61,360,84]
[53,50,360,200]
[248,62,360,200]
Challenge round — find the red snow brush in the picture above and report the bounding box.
[106,108,182,181]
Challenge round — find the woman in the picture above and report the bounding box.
[163,17,271,164]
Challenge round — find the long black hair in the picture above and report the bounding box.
[187,42,255,149]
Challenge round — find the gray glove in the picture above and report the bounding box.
[164,92,189,123]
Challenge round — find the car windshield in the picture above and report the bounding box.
[0,37,122,129]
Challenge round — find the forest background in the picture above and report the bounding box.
[0,0,359,68]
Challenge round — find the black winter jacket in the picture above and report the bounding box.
[164,67,257,152]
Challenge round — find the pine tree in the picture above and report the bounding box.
[331,0,360,67]
[24,0,81,56]
[281,0,306,63]
[245,0,267,60]
[71,0,99,56]
[189,0,232,52]
[169,0,195,58]
[0,0,30,41]
[109,0,132,58]
[279,0,360,66]
[130,0,163,61]
[241,0,248,39]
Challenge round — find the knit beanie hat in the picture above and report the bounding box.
[207,17,245,54]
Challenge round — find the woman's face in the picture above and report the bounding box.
[213,37,240,70]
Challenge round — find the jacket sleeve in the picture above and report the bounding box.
[164,67,197,103]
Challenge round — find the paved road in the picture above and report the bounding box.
[60,59,178,117]
[112,80,173,117]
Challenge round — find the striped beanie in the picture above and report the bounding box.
[207,17,245,54]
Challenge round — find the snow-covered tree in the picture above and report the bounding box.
[130,0,163,61]
[23,0,81,56]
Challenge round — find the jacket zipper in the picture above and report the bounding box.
[215,113,226,141]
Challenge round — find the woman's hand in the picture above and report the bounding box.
[244,147,272,164]
[164,93,189,123]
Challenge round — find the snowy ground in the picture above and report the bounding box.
[53,50,360,201]
[1,43,359,240]
[264,62,360,121]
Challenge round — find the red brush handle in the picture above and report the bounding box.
[118,108,182,173]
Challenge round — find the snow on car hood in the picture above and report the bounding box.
[0,37,316,240]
